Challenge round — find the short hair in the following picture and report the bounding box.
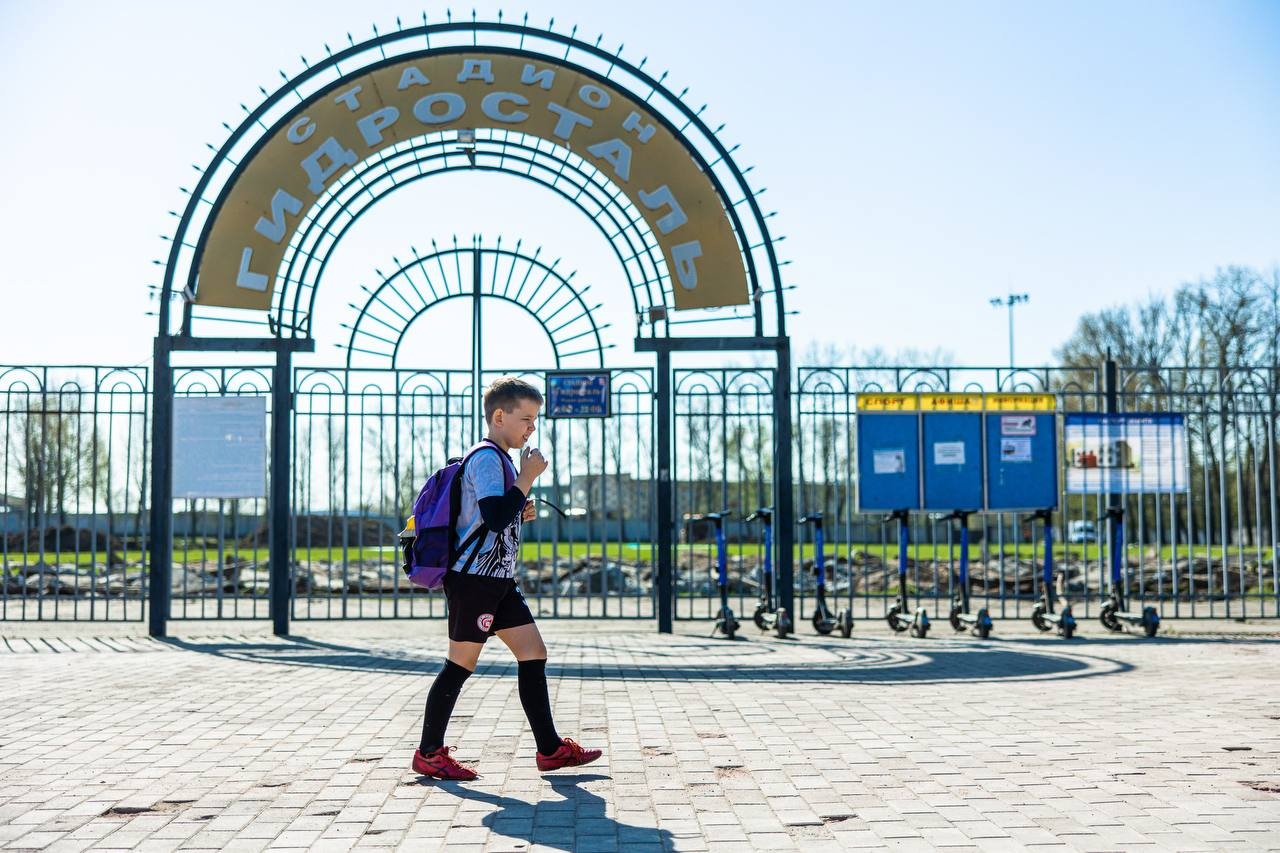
[483,376,544,423]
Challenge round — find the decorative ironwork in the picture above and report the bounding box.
[340,235,610,369]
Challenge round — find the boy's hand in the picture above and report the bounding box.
[519,446,549,480]
[522,500,537,523]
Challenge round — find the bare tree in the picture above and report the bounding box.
[1056,265,1279,547]
[16,396,83,531]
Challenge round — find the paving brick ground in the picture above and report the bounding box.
[1,616,1278,852]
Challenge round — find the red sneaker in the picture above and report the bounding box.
[536,738,603,772]
[412,746,478,781]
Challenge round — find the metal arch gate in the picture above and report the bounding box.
[147,18,792,637]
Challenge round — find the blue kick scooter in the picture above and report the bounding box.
[745,507,792,638]
[885,510,930,637]
[690,511,740,639]
[800,513,854,637]
[1098,506,1160,637]
[946,510,994,639]
[1029,509,1077,638]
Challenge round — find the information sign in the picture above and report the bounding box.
[857,394,918,412]
[986,393,1056,412]
[546,371,612,418]
[1063,413,1189,494]
[919,393,984,412]
[172,396,267,499]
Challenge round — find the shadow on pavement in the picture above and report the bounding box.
[161,633,1142,684]
[418,773,673,852]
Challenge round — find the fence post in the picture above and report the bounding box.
[1104,355,1123,606]
[775,341,795,623]
[270,348,294,636]
[148,337,173,638]
[655,347,673,633]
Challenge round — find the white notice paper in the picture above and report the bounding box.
[1001,437,1032,462]
[873,448,906,474]
[1001,415,1036,436]
[172,396,267,499]
[933,441,966,466]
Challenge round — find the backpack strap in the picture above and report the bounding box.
[449,439,518,571]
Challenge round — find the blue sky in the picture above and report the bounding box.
[0,0,1277,371]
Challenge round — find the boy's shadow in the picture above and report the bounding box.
[427,773,675,851]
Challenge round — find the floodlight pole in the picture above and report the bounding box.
[990,293,1029,369]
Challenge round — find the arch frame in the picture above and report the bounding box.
[160,20,786,343]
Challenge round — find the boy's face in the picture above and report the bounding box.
[491,398,541,449]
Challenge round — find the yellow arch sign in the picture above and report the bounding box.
[195,52,748,312]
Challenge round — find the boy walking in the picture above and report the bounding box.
[413,377,602,781]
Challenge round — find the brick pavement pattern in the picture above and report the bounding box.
[1,619,1278,852]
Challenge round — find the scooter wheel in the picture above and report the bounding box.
[838,609,854,638]
[910,621,929,639]
[886,604,908,632]
[1060,607,1077,639]
[1099,601,1122,633]
[1142,606,1160,638]
[776,610,792,638]
[813,611,834,635]
[949,603,964,632]
[1030,602,1051,632]
[975,622,991,640]
[753,604,769,632]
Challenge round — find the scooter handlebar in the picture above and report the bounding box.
[744,506,774,523]
[687,510,731,523]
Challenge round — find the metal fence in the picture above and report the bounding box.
[285,367,656,621]
[0,366,150,621]
[2,362,1277,622]
[789,365,1280,625]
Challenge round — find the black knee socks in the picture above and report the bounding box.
[518,658,562,756]
[420,658,561,757]
[419,659,472,755]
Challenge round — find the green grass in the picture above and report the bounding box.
[5,541,1274,569]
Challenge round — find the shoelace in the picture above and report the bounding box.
[559,738,586,758]
[429,746,468,771]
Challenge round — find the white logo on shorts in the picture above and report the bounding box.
[477,613,494,632]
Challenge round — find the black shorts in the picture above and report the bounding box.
[443,571,535,643]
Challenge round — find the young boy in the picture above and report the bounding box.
[412,377,602,780]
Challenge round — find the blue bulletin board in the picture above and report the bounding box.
[855,412,920,511]
[856,394,1060,514]
[921,413,984,511]
[985,412,1058,510]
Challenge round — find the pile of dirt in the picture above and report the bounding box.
[236,515,396,548]
[4,525,125,565]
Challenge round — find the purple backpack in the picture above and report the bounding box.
[399,439,516,590]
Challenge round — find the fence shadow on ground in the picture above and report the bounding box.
[420,774,672,852]
[159,633,1143,684]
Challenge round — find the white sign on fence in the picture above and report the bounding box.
[172,396,267,499]
[1063,413,1190,494]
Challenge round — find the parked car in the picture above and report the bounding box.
[1067,520,1097,543]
